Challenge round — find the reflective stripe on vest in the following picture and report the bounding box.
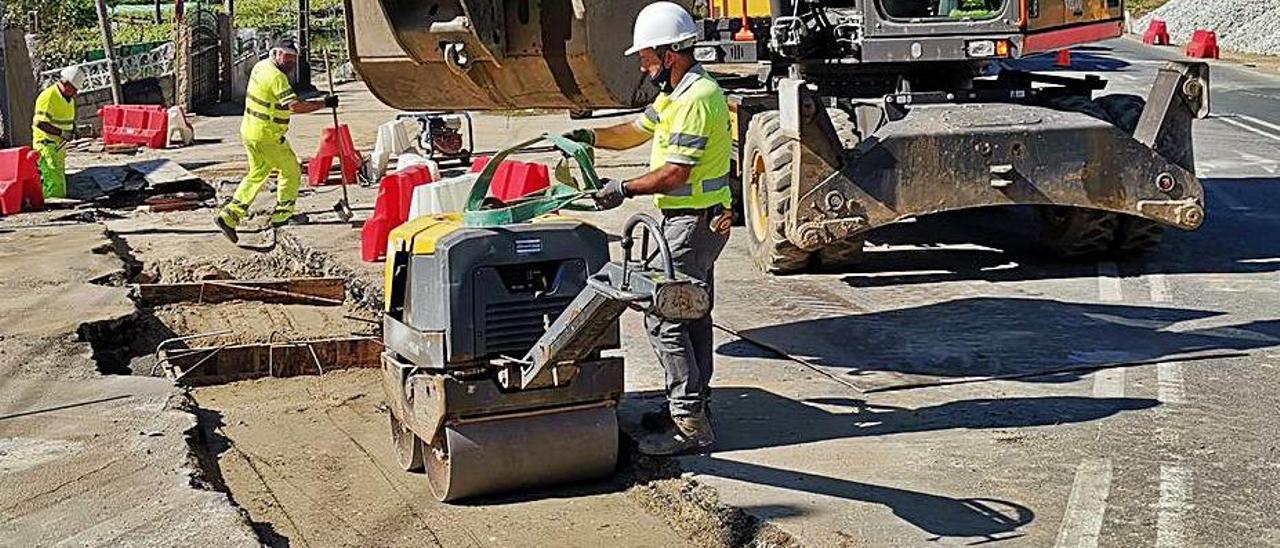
[244,108,291,126]
[662,175,730,197]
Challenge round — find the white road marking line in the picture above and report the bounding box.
[1097,262,1122,302]
[1156,465,1192,548]
[1230,113,1280,134]
[1055,459,1113,548]
[1148,274,1171,303]
[1215,115,1280,144]
[1093,368,1126,398]
[1238,152,1280,175]
[1156,362,1185,405]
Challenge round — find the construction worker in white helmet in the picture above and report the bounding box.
[32,66,85,198]
[215,38,337,243]
[562,1,734,455]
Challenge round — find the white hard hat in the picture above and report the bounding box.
[60,66,85,89]
[626,2,698,56]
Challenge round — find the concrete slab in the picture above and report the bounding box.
[0,225,259,546]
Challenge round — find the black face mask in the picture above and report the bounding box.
[651,66,673,93]
[650,50,674,93]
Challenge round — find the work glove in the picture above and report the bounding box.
[593,178,627,210]
[323,94,340,108]
[561,128,596,147]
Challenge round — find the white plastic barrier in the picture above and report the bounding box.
[365,118,423,180]
[409,173,477,218]
[167,106,194,146]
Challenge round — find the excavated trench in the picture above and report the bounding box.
[78,225,796,548]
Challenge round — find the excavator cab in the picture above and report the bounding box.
[696,0,1124,65]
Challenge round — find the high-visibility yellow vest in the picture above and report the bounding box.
[241,60,298,141]
[32,84,75,145]
[635,65,733,210]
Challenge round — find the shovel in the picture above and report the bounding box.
[324,50,354,223]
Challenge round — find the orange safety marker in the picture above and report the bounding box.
[1055,49,1072,68]
[733,0,755,42]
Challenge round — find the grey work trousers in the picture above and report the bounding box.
[645,208,729,419]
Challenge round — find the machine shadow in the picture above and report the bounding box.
[620,388,1061,541]
[1009,48,1132,72]
[836,177,1280,287]
[718,297,1278,384]
[683,455,1035,543]
[701,387,1156,452]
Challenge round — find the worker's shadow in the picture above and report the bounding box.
[621,387,1097,542]
[717,296,1277,388]
[691,456,1035,544]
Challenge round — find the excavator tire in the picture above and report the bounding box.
[817,237,867,269]
[742,111,812,273]
[1039,206,1122,258]
[1036,94,1122,258]
[1096,94,1166,256]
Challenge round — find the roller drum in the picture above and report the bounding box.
[425,404,619,502]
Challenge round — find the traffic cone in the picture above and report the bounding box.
[1055,50,1072,68]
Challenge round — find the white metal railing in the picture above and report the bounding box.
[40,42,176,92]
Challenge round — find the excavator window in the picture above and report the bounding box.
[879,0,1004,20]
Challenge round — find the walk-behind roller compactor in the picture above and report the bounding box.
[380,138,710,501]
[349,0,1210,273]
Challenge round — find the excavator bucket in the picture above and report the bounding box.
[344,0,668,110]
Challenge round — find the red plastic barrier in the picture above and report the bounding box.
[361,165,438,262]
[468,156,551,201]
[1054,49,1072,68]
[0,147,45,216]
[100,105,169,149]
[393,165,434,224]
[361,176,402,262]
[489,161,550,201]
[307,125,363,186]
[1143,19,1170,46]
[1185,30,1219,59]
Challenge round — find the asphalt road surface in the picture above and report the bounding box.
[4,35,1278,548]
[606,37,1280,547]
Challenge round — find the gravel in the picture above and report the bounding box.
[1137,0,1280,56]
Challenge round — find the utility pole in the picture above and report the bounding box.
[220,0,235,101]
[0,7,10,148]
[296,0,312,91]
[94,0,124,103]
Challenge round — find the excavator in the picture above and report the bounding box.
[345,0,1209,499]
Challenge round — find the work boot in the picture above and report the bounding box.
[641,408,674,432]
[637,410,714,456]
[641,405,712,432]
[214,215,238,243]
[270,212,308,228]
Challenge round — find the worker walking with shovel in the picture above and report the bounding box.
[215,38,337,243]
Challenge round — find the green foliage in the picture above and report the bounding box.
[3,0,97,33]
[12,0,347,67]
[1126,0,1170,17]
